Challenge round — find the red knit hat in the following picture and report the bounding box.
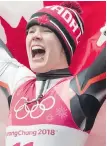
[26,2,84,64]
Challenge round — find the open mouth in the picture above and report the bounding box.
[31,47,45,59]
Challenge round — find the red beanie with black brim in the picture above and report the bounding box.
[26,2,84,65]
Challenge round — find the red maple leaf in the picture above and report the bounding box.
[37,15,50,25]
[0,16,30,68]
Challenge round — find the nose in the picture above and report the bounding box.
[32,29,42,40]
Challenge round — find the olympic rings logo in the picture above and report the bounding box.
[14,96,55,119]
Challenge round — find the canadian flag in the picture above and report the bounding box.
[0,1,106,73]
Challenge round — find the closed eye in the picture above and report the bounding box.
[28,30,35,34]
[43,28,52,33]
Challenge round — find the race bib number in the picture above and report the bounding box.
[6,124,88,146]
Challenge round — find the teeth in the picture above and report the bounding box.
[32,46,44,51]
